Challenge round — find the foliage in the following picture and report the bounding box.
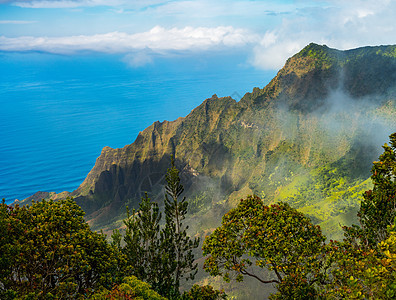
[0,198,116,299]
[159,158,200,298]
[203,195,328,299]
[119,159,199,299]
[376,223,396,297]
[357,132,396,247]
[182,284,227,300]
[324,223,396,299]
[109,227,128,285]
[323,133,396,299]
[121,193,162,289]
[91,276,167,300]
[297,43,341,69]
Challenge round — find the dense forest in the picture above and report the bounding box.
[1,133,395,299]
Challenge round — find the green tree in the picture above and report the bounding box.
[182,284,227,300]
[119,160,199,298]
[91,276,167,300]
[323,133,396,298]
[324,223,396,299]
[159,158,200,298]
[0,198,116,299]
[203,195,328,299]
[122,193,162,290]
[357,132,396,247]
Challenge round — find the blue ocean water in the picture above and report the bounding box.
[0,52,274,203]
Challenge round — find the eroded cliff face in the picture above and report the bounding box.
[23,43,396,234]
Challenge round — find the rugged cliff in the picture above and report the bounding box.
[24,43,396,238]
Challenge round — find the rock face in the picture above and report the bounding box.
[25,43,396,235]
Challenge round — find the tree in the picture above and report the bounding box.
[0,198,116,298]
[323,133,396,298]
[119,159,199,298]
[121,193,162,290]
[203,195,328,299]
[357,132,396,247]
[182,284,227,300]
[91,276,167,300]
[324,221,396,299]
[159,158,200,298]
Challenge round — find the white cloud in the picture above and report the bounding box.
[12,0,124,8]
[251,38,302,70]
[250,0,396,70]
[0,20,36,24]
[2,0,396,71]
[122,51,153,67]
[0,26,255,54]
[9,0,167,9]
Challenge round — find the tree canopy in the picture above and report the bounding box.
[0,198,116,299]
[323,133,396,299]
[358,132,396,247]
[203,195,328,299]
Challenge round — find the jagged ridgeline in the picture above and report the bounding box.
[24,43,396,239]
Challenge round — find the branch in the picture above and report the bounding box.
[230,256,280,284]
[270,262,283,282]
[240,269,280,284]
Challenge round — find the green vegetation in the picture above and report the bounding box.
[0,162,223,299]
[121,192,163,291]
[182,284,227,300]
[162,158,200,296]
[296,43,342,69]
[203,196,328,299]
[91,276,166,300]
[358,133,396,246]
[0,198,117,299]
[110,160,205,299]
[322,133,396,299]
[1,133,396,298]
[203,133,396,299]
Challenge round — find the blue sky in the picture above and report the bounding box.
[1,0,396,69]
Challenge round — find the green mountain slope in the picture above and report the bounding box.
[23,43,396,241]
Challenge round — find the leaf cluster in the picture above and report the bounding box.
[203,195,328,299]
[91,276,167,300]
[0,198,117,299]
[323,133,396,298]
[181,284,227,300]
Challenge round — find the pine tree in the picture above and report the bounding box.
[120,159,200,298]
[123,192,162,288]
[160,157,200,299]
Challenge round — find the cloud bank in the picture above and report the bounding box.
[8,0,124,8]
[0,26,254,54]
[251,0,396,69]
[6,0,169,9]
[0,20,36,24]
[1,0,396,70]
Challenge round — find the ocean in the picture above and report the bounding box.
[0,51,274,203]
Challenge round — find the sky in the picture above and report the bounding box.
[1,0,396,70]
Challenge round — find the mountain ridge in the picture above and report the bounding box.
[21,43,396,239]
